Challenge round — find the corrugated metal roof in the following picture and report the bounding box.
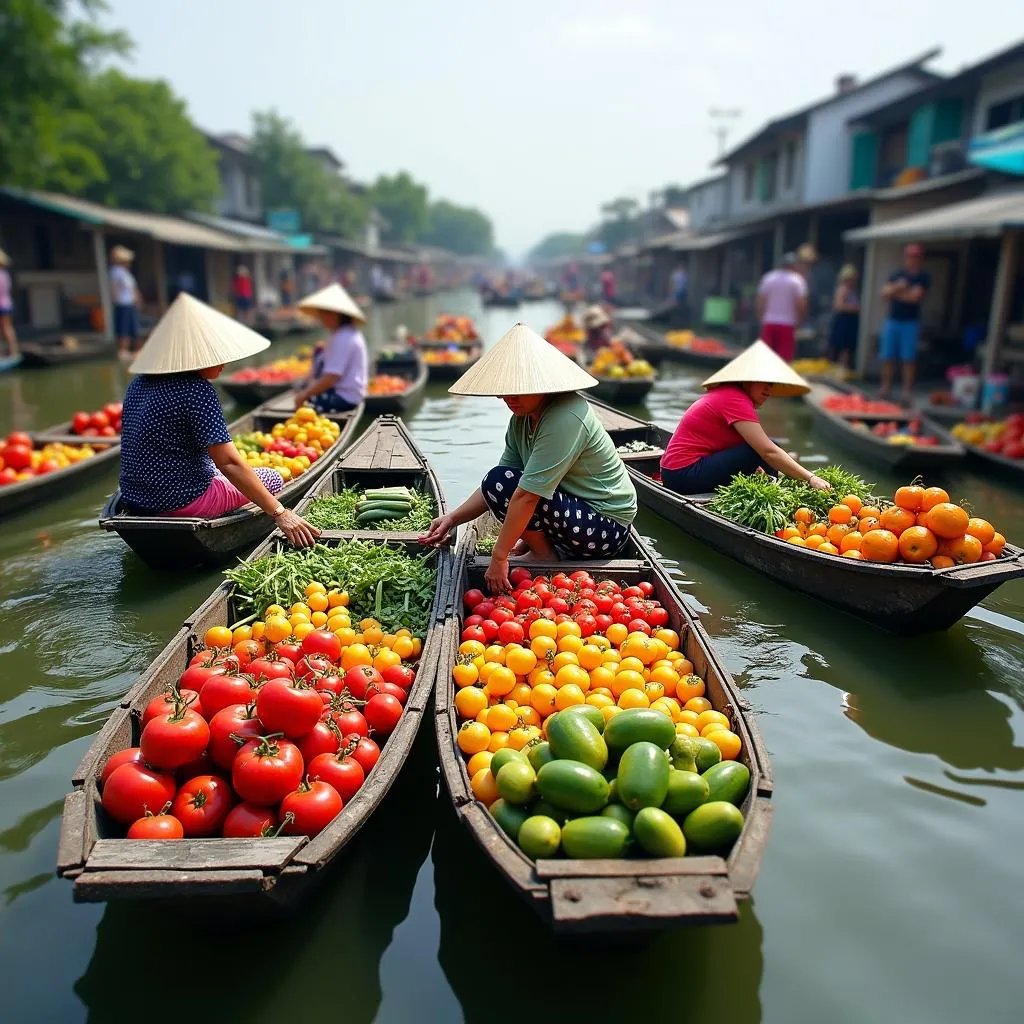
[844,189,1024,243]
[0,188,250,250]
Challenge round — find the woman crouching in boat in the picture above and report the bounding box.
[420,324,637,593]
[118,294,319,546]
[582,304,614,357]
[293,283,368,413]
[660,339,830,495]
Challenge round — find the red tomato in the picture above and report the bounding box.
[142,687,203,727]
[232,639,264,668]
[364,693,403,736]
[179,661,229,694]
[463,588,485,610]
[551,572,572,590]
[638,581,654,597]
[516,590,543,612]
[175,749,218,782]
[570,571,595,586]
[296,719,342,764]
[461,624,487,644]
[139,705,210,770]
[6,431,32,448]
[472,600,495,619]
[382,664,415,689]
[646,605,669,628]
[103,402,123,421]
[480,619,500,642]
[280,779,343,837]
[627,618,653,636]
[101,763,177,825]
[127,812,184,840]
[621,586,644,600]
[99,747,143,786]
[464,614,484,628]
[331,705,369,737]
[248,656,293,682]
[378,681,408,704]
[222,802,280,838]
[595,614,613,634]
[71,412,90,434]
[490,607,514,626]
[0,468,17,485]
[311,670,346,697]
[571,599,598,616]
[203,703,260,769]
[201,672,259,717]
[88,411,110,430]
[343,664,381,700]
[296,652,336,682]
[273,642,303,663]
[232,736,304,805]
[497,620,524,645]
[343,734,380,774]
[575,614,598,637]
[171,775,235,837]
[308,751,365,801]
[256,678,323,738]
[593,593,615,615]
[508,567,532,588]
[2,444,32,471]
[547,597,570,616]
[495,596,517,611]
[300,630,342,662]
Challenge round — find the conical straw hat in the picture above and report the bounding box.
[129,293,270,375]
[449,322,598,396]
[582,305,610,330]
[701,339,810,398]
[296,282,365,323]
[111,245,134,263]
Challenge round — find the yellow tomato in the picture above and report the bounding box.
[290,602,311,618]
[685,696,713,715]
[455,686,487,720]
[601,705,623,724]
[528,666,555,688]
[515,705,541,728]
[696,710,731,732]
[310,611,328,628]
[611,669,646,698]
[530,683,558,717]
[486,666,516,697]
[618,688,650,710]
[649,697,677,719]
[363,625,384,647]
[486,704,519,732]
[264,615,291,644]
[588,666,616,691]
[529,618,557,640]
[487,731,510,753]
[507,724,541,750]
[677,709,700,727]
[577,644,604,671]
[550,651,579,674]
[335,626,358,647]
[466,750,493,776]
[554,684,586,710]
[677,674,707,703]
[204,625,233,649]
[586,692,615,709]
[327,590,349,608]
[374,648,402,673]
[618,656,646,676]
[264,604,286,618]
[557,634,584,656]
[674,722,700,738]
[459,640,486,659]
[654,628,680,650]
[554,664,590,691]
[341,644,373,670]
[605,622,628,646]
[510,682,533,706]
[556,620,582,640]
[392,635,415,660]
[505,647,537,676]
[484,645,506,665]
[530,635,557,661]
[458,721,491,755]
[306,592,329,613]
[251,621,266,642]
[707,729,742,760]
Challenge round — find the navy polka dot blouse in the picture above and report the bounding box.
[119,374,231,513]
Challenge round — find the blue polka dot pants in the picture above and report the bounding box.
[309,392,359,414]
[481,465,630,560]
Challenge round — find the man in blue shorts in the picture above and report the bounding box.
[879,243,929,405]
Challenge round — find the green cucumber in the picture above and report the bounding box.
[603,708,676,751]
[536,759,609,814]
[356,500,413,515]
[495,759,537,806]
[356,510,410,526]
[364,487,412,499]
[702,761,750,806]
[560,817,631,859]
[490,799,530,841]
[683,801,744,853]
[600,803,636,829]
[559,704,605,733]
[633,807,686,857]
[616,741,670,810]
[525,740,555,772]
[546,711,608,771]
[662,769,709,818]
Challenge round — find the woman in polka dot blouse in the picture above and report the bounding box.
[420,323,637,594]
[118,294,319,547]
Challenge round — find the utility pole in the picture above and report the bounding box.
[710,107,743,159]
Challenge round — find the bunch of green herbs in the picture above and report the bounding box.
[304,488,436,532]
[225,540,437,633]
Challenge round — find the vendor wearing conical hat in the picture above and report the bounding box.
[294,283,368,413]
[419,324,637,593]
[660,340,831,495]
[118,294,319,546]
[581,304,613,356]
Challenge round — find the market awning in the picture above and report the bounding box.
[673,225,766,252]
[188,212,327,254]
[0,187,251,251]
[844,188,1024,243]
[968,124,1024,176]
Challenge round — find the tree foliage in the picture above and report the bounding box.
[367,172,429,245]
[661,183,690,207]
[423,200,493,255]
[250,111,366,237]
[528,232,590,264]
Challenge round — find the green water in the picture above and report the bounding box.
[1,294,1022,1024]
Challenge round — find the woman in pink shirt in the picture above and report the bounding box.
[660,341,830,495]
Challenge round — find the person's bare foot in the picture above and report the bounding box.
[510,549,558,563]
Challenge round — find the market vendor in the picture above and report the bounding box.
[293,283,368,413]
[118,293,319,546]
[581,305,614,356]
[419,323,637,593]
[660,340,831,495]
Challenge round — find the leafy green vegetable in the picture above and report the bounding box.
[476,535,496,554]
[224,541,437,633]
[304,487,435,531]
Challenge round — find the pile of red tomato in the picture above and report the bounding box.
[70,403,122,437]
[98,623,418,841]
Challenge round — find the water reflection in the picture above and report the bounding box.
[74,726,437,1024]
[432,802,764,1024]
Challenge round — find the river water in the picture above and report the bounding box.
[1,293,1022,1024]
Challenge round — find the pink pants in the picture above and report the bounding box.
[168,468,284,517]
[761,323,797,362]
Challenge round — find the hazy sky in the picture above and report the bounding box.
[104,0,1017,255]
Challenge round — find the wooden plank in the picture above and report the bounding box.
[727,797,774,897]
[535,855,727,880]
[55,790,89,875]
[370,424,399,471]
[73,869,272,901]
[549,874,738,929]
[86,837,305,872]
[71,708,134,786]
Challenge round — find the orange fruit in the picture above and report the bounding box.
[857,515,881,533]
[930,554,955,568]
[859,505,881,519]
[841,494,863,514]
[925,502,969,539]
[880,505,917,536]
[828,504,853,525]
[470,767,499,805]
[860,529,900,563]
[793,507,815,524]
[894,485,924,512]
[965,518,995,546]
[840,530,863,553]
[787,536,807,547]
[826,523,851,546]
[454,686,487,719]
[842,549,864,559]
[920,486,950,512]
[706,729,742,760]
[804,534,825,550]
[897,526,938,563]
[985,532,1006,556]
[818,542,839,555]
[939,534,983,564]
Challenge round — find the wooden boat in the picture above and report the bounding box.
[0,438,120,518]
[589,400,1024,634]
[56,534,455,906]
[98,405,362,569]
[628,322,740,368]
[615,324,666,368]
[296,414,447,539]
[19,335,114,367]
[365,352,428,415]
[805,384,966,474]
[481,292,521,308]
[0,353,22,373]
[960,439,1024,488]
[219,376,304,406]
[434,517,772,933]
[422,346,482,383]
[253,310,319,339]
[588,374,655,405]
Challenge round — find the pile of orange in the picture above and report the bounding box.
[775,486,1006,567]
[452,618,744,786]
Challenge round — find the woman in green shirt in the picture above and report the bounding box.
[420,323,637,593]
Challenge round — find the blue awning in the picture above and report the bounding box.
[969,124,1024,176]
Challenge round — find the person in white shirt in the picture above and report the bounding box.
[110,245,141,358]
[756,253,808,363]
[0,249,17,359]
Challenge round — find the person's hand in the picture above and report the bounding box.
[276,509,320,547]
[418,513,455,547]
[808,474,832,491]
[485,553,511,595]
[293,390,308,410]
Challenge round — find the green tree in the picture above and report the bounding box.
[0,0,130,188]
[58,70,220,212]
[250,110,365,236]
[662,184,689,207]
[423,200,493,255]
[368,172,429,244]
[528,232,590,264]
[596,196,641,251]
